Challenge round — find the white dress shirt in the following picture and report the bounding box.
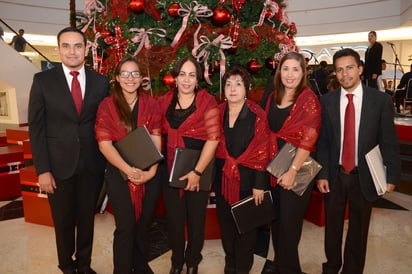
[62,64,86,99]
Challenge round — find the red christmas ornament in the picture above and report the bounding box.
[265,9,273,19]
[101,29,112,39]
[129,0,145,13]
[265,57,275,69]
[212,7,230,26]
[162,74,175,86]
[227,44,237,55]
[213,60,220,72]
[248,60,261,74]
[168,3,180,17]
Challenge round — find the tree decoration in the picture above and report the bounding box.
[129,0,145,13]
[265,57,275,70]
[212,7,230,26]
[248,59,261,74]
[168,3,180,17]
[162,74,175,86]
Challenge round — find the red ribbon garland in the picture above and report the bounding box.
[219,0,245,43]
[104,25,129,67]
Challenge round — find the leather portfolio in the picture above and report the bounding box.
[114,125,164,180]
[365,145,387,195]
[169,147,215,191]
[266,143,322,196]
[230,190,274,234]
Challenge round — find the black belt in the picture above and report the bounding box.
[339,166,358,175]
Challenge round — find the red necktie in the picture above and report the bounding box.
[70,71,82,115]
[342,93,355,173]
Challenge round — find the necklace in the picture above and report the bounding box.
[127,95,138,108]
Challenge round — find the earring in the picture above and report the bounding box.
[224,97,227,101]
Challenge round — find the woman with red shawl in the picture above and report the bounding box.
[215,66,270,273]
[95,57,161,274]
[261,52,321,274]
[157,56,220,274]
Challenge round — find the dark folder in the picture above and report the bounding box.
[169,147,215,191]
[230,190,274,234]
[114,125,164,180]
[266,143,322,196]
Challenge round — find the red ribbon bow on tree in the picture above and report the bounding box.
[104,25,129,67]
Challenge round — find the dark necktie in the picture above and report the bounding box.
[70,71,82,115]
[342,93,355,173]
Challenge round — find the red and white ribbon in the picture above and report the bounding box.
[274,42,296,61]
[141,77,152,92]
[253,0,280,34]
[192,32,233,85]
[81,0,105,32]
[130,27,167,56]
[219,0,245,43]
[86,32,102,71]
[104,26,129,66]
[170,1,213,47]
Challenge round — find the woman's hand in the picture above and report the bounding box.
[181,171,201,192]
[253,188,265,206]
[127,167,144,185]
[277,169,297,190]
[130,167,157,185]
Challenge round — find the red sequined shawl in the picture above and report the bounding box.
[264,87,321,187]
[95,93,160,220]
[157,89,220,172]
[216,100,270,204]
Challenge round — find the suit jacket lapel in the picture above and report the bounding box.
[55,65,79,118]
[331,89,341,149]
[358,86,372,155]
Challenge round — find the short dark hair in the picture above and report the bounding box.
[333,48,361,69]
[320,60,328,68]
[222,65,251,95]
[18,29,24,33]
[57,27,87,46]
[369,31,377,37]
[172,56,202,83]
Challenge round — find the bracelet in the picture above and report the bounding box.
[192,168,203,176]
[291,165,299,172]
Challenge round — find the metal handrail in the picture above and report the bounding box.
[0,18,55,68]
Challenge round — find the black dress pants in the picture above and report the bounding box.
[215,190,256,274]
[395,89,406,112]
[106,164,161,274]
[270,182,313,274]
[322,171,372,274]
[160,165,210,269]
[48,155,103,273]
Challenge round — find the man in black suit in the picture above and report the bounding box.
[394,64,412,113]
[363,31,383,89]
[28,27,108,274]
[316,48,400,274]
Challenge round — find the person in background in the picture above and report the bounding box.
[215,65,270,274]
[28,27,109,274]
[157,56,220,274]
[261,52,321,274]
[363,31,382,89]
[312,60,330,95]
[9,28,27,52]
[95,56,162,274]
[377,59,387,92]
[317,48,400,274]
[395,64,412,113]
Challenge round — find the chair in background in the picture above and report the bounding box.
[403,78,412,114]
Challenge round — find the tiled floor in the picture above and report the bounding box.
[0,191,411,274]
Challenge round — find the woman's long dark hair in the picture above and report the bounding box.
[113,56,142,132]
[273,51,307,105]
[166,56,202,118]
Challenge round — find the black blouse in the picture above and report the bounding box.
[267,99,292,150]
[215,103,269,197]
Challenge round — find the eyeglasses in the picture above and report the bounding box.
[119,71,141,78]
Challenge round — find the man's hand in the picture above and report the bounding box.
[38,172,57,194]
[317,179,330,193]
[386,183,396,193]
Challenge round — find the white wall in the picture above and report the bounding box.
[0,40,40,125]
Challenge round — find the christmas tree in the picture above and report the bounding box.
[78,0,297,96]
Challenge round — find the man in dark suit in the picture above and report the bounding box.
[28,27,108,274]
[316,48,400,274]
[363,31,383,89]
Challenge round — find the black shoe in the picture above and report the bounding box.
[261,260,278,274]
[77,268,97,274]
[186,266,198,274]
[169,267,182,274]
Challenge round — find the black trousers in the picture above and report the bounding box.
[395,89,406,112]
[215,190,256,274]
[48,155,103,273]
[160,164,209,269]
[322,171,372,274]
[106,164,160,274]
[270,182,313,274]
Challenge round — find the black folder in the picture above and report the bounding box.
[114,125,164,180]
[266,143,322,196]
[230,190,274,234]
[169,147,215,191]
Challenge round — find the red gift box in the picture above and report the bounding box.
[0,145,24,199]
[20,165,54,227]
